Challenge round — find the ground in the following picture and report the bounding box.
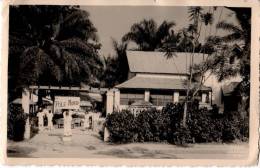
[7,128,249,159]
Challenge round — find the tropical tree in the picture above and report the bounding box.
[101,39,128,88]
[160,6,215,127]
[122,19,175,51]
[9,5,103,100]
[188,6,251,122]
[204,7,250,117]
[216,7,250,85]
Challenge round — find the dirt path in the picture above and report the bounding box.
[7,128,249,159]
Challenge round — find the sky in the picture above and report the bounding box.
[81,6,236,57]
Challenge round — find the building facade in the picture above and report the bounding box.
[106,51,215,114]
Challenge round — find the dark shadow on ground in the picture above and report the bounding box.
[95,147,178,159]
[7,146,37,158]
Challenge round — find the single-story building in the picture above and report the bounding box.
[106,51,215,114]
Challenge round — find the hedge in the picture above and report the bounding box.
[8,105,27,141]
[105,102,249,144]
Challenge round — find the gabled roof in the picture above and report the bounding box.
[222,82,241,96]
[126,51,207,75]
[115,75,211,91]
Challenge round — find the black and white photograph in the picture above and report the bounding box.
[2,0,259,166]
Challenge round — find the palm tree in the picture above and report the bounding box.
[216,7,250,85]
[101,39,128,88]
[122,19,175,51]
[188,7,203,27]
[213,7,251,117]
[9,6,103,99]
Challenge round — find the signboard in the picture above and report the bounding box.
[54,96,80,110]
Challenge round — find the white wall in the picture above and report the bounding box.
[203,71,242,107]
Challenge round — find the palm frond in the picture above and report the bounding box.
[201,12,213,25]
[216,21,242,34]
[220,32,242,43]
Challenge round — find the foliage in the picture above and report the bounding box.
[164,103,192,145]
[105,110,136,143]
[9,5,103,101]
[201,7,251,95]
[8,105,27,141]
[135,108,170,142]
[101,39,129,88]
[105,102,249,144]
[187,103,249,143]
[122,19,175,51]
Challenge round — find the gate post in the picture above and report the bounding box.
[22,88,31,139]
[104,90,114,142]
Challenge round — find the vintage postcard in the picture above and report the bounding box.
[0,0,259,166]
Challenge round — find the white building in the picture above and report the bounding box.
[106,51,241,114]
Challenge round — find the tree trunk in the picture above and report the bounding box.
[183,101,188,127]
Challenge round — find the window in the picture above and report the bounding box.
[150,94,173,106]
[120,93,144,105]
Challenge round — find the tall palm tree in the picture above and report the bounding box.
[9,5,103,98]
[101,39,128,88]
[122,19,175,51]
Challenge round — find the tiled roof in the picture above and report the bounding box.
[126,51,207,74]
[115,76,211,91]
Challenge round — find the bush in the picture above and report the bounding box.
[187,107,214,143]
[186,104,249,143]
[170,123,192,145]
[135,108,170,142]
[105,110,136,143]
[221,111,249,142]
[105,101,249,144]
[8,104,27,141]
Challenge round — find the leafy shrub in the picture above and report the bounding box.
[169,123,192,145]
[187,107,213,143]
[105,101,249,144]
[8,104,27,141]
[239,115,249,141]
[135,108,170,142]
[221,111,249,142]
[105,110,136,143]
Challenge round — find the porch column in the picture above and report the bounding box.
[173,91,179,103]
[202,93,207,103]
[114,89,120,111]
[104,90,114,142]
[22,88,31,139]
[209,91,212,105]
[144,90,150,102]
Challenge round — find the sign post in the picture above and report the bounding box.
[54,96,80,142]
